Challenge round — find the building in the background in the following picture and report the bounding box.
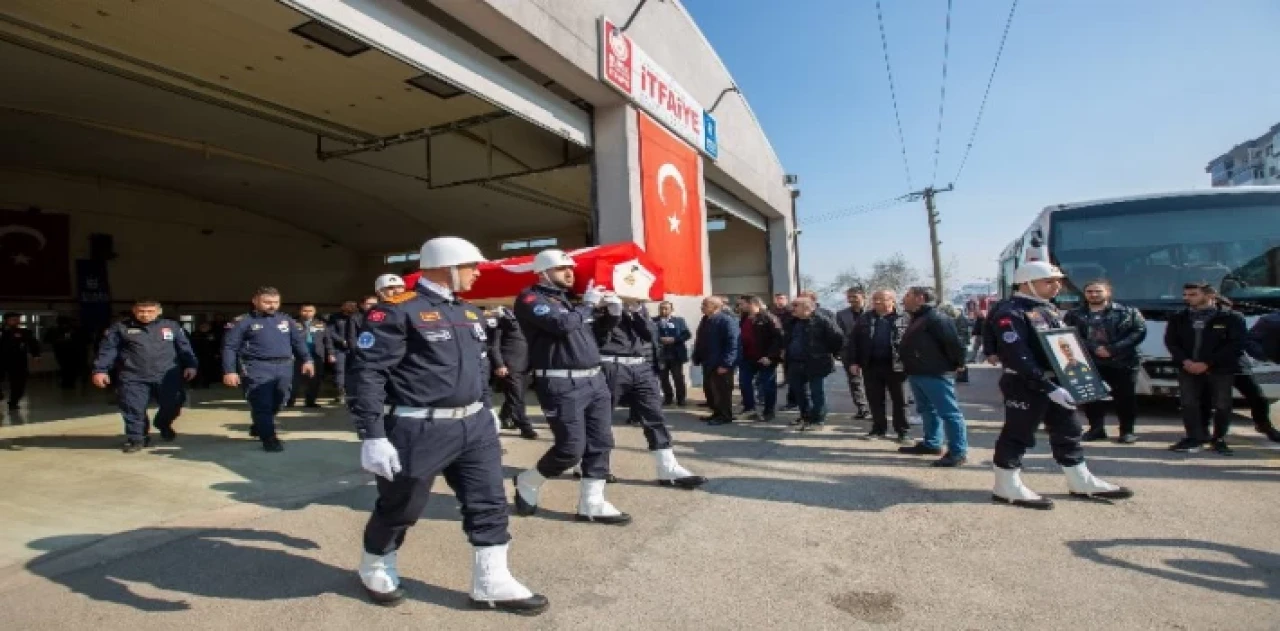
[1206,123,1280,187]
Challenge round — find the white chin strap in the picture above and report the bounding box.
[448,267,461,292]
[1026,282,1044,300]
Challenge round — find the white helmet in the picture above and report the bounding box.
[374,274,405,293]
[1012,261,1066,285]
[531,249,575,274]
[419,237,486,269]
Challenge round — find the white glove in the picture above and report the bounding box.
[581,281,605,307]
[627,301,645,314]
[360,438,402,481]
[1047,387,1076,410]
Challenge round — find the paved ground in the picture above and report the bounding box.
[1,367,1277,630]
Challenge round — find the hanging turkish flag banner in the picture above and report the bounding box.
[402,242,665,304]
[0,210,71,298]
[639,112,705,296]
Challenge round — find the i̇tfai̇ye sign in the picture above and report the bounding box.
[600,17,719,159]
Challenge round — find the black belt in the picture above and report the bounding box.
[247,357,293,364]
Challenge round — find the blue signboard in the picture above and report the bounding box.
[703,111,719,160]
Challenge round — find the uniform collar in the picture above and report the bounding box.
[533,282,568,298]
[418,278,453,301]
[1013,291,1051,306]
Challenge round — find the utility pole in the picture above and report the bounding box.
[905,183,954,301]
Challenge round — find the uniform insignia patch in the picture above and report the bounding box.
[1003,331,1019,343]
[277,321,290,332]
[425,330,452,342]
[251,324,263,331]
[533,304,551,316]
[523,294,538,304]
[465,311,478,320]
[485,318,497,328]
[420,311,440,322]
[357,332,375,349]
[386,291,417,304]
[998,318,1013,327]
[161,328,174,341]
[126,328,142,335]
[367,310,387,323]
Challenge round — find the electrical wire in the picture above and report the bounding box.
[799,195,912,226]
[952,0,1019,185]
[929,0,954,186]
[875,0,914,191]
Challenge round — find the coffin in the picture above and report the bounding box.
[403,242,665,306]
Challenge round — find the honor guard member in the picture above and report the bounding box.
[512,249,631,525]
[222,287,314,452]
[0,312,42,410]
[990,262,1133,509]
[375,274,407,301]
[92,299,198,452]
[593,299,706,489]
[487,305,538,439]
[287,303,334,408]
[352,237,547,614]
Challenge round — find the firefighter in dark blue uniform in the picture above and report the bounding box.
[593,300,706,489]
[352,237,546,614]
[91,299,197,452]
[512,249,631,525]
[0,312,41,410]
[287,303,334,408]
[990,262,1133,510]
[222,287,313,452]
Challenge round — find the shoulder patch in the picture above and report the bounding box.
[385,291,417,305]
[366,310,388,323]
[522,293,538,304]
[233,315,246,322]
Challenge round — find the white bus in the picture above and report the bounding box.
[997,186,1280,397]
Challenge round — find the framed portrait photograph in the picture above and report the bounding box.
[1036,328,1110,404]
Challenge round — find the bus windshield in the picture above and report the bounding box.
[1050,192,1280,311]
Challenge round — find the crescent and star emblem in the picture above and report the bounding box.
[656,163,687,234]
[0,224,47,266]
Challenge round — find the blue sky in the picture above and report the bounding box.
[684,0,1280,288]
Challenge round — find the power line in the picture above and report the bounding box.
[875,0,913,191]
[929,0,954,186]
[798,194,912,226]
[952,0,1019,185]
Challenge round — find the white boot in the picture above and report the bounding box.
[513,469,545,516]
[576,478,632,525]
[470,544,547,614]
[652,448,707,489]
[992,466,1053,510]
[358,551,404,605]
[1063,463,1133,499]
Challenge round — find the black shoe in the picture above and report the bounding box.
[513,475,538,516]
[1081,427,1108,442]
[659,475,708,489]
[707,418,733,426]
[898,442,944,456]
[469,593,550,616]
[662,399,673,406]
[284,402,296,408]
[122,439,146,453]
[1117,433,1137,444]
[803,422,825,431]
[1169,438,1202,453]
[574,511,632,526]
[501,418,517,430]
[304,402,322,409]
[249,426,260,438]
[760,411,776,423]
[519,428,539,440]
[1262,428,1280,443]
[626,418,642,426]
[364,586,405,607]
[676,400,688,407]
[896,432,913,445]
[855,411,871,420]
[790,417,806,426]
[570,471,618,483]
[157,424,177,442]
[1210,439,1234,456]
[865,429,887,439]
[7,404,18,411]
[931,453,967,467]
[262,437,285,452]
[992,494,1054,510]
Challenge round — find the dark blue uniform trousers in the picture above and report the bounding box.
[118,370,184,439]
[532,372,614,479]
[242,360,293,439]
[602,362,672,451]
[363,411,510,554]
[993,375,1084,469]
[289,353,325,406]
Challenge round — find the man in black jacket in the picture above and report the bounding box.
[1065,280,1147,444]
[846,290,910,441]
[771,293,797,411]
[835,288,871,418]
[488,306,537,439]
[784,297,844,430]
[736,295,784,422]
[692,296,740,425]
[653,301,692,406]
[896,287,969,466]
[1164,282,1246,455]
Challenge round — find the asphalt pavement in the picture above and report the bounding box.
[0,366,1277,630]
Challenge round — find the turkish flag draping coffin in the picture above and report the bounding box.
[403,242,665,304]
[0,210,71,298]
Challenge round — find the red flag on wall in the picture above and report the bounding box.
[0,210,71,297]
[639,112,705,296]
